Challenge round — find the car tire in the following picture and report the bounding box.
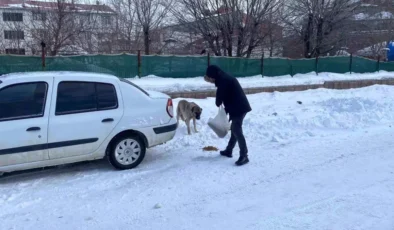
[108,134,146,170]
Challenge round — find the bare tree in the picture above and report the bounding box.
[74,13,104,54]
[133,0,174,54]
[108,0,140,53]
[283,0,360,58]
[263,3,286,57]
[173,0,283,57]
[172,0,223,56]
[27,0,96,56]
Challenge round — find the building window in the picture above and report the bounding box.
[4,30,24,40]
[101,15,111,25]
[5,49,25,55]
[32,12,46,21]
[79,14,90,23]
[3,12,23,22]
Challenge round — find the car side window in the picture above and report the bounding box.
[56,82,96,115]
[56,81,118,115]
[0,82,48,121]
[97,83,118,110]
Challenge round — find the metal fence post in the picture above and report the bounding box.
[289,58,293,77]
[41,41,46,71]
[315,56,319,75]
[169,55,172,73]
[137,50,141,78]
[261,53,264,77]
[207,52,210,67]
[377,55,381,72]
[349,53,353,74]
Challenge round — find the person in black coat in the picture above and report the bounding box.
[204,65,252,166]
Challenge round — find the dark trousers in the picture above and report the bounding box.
[226,113,248,156]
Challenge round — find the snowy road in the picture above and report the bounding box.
[1,86,394,230]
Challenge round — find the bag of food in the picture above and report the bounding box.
[208,106,231,138]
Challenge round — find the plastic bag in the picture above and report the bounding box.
[208,106,231,138]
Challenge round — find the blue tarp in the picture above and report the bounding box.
[387,41,394,61]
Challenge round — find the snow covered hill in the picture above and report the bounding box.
[1,85,394,230]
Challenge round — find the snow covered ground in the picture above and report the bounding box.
[127,71,394,93]
[1,85,394,230]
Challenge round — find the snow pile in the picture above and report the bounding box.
[127,71,394,93]
[162,85,394,153]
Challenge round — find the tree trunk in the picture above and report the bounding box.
[236,26,244,57]
[315,17,324,57]
[245,43,254,58]
[144,29,150,55]
[227,34,233,57]
[227,21,233,57]
[269,31,274,57]
[245,22,260,58]
[303,13,313,58]
[220,28,227,56]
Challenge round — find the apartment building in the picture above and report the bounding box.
[0,0,116,56]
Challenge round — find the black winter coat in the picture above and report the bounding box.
[205,65,252,120]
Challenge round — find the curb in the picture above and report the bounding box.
[164,78,394,99]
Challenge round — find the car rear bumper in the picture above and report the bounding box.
[148,121,177,148]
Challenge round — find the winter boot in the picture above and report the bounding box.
[235,155,249,166]
[220,150,233,158]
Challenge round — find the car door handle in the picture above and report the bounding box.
[102,118,114,123]
[26,127,41,132]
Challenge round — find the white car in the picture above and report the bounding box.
[0,72,177,174]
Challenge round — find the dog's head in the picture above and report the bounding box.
[192,105,203,120]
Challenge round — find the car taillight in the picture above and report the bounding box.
[166,99,174,118]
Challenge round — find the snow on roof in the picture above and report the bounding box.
[376,11,394,19]
[354,13,368,20]
[0,0,115,14]
[361,3,378,7]
[353,11,394,20]
[5,4,23,8]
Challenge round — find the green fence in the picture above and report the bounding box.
[1,54,394,78]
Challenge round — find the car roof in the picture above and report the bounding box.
[0,71,119,82]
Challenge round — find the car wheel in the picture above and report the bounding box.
[108,134,146,170]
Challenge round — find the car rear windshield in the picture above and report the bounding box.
[119,78,149,96]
